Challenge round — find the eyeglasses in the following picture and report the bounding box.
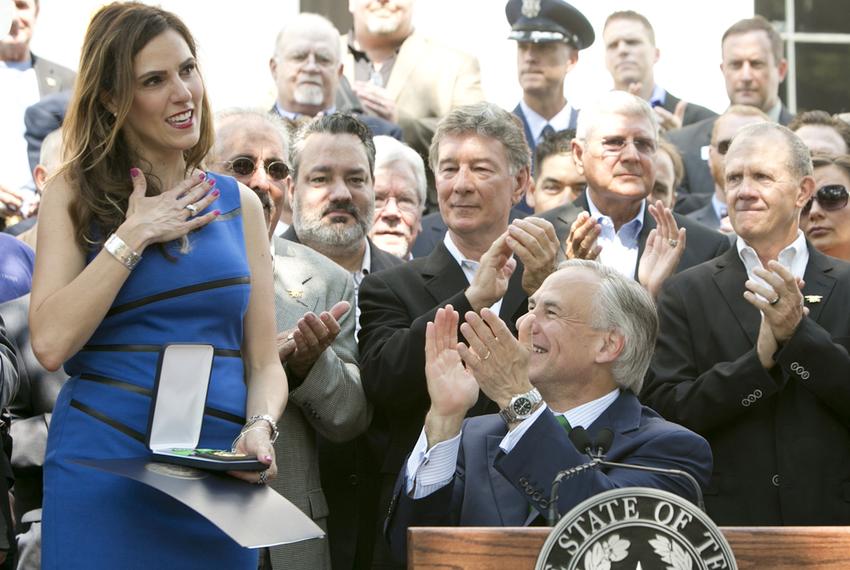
[594,136,657,157]
[716,139,732,155]
[374,194,420,216]
[802,184,849,215]
[224,157,289,181]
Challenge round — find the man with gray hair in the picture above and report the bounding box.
[541,90,730,298]
[269,13,401,139]
[385,260,712,563]
[357,101,559,568]
[644,123,850,525]
[368,135,426,259]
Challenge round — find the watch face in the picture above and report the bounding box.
[512,397,533,416]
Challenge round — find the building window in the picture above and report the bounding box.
[756,0,850,114]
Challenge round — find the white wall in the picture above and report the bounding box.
[31,0,754,114]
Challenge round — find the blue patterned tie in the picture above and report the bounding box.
[541,124,556,141]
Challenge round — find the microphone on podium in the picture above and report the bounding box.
[547,427,705,526]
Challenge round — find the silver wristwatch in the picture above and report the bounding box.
[498,388,543,424]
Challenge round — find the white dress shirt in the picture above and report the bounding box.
[442,232,504,316]
[405,389,621,498]
[519,99,575,145]
[587,193,645,279]
[736,230,809,302]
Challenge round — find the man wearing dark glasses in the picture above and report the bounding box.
[644,122,850,526]
[688,105,768,232]
[211,109,292,237]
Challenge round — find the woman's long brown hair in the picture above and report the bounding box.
[59,2,214,250]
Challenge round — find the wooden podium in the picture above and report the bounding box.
[408,526,850,569]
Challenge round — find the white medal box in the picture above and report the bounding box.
[75,344,324,548]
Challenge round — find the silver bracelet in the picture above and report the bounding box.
[104,233,142,271]
[242,414,280,444]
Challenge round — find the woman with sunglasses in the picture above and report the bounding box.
[30,3,286,567]
[801,153,850,261]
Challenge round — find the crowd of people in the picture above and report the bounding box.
[0,0,849,569]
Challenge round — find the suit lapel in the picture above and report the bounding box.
[272,240,320,322]
[711,248,759,345]
[386,32,420,101]
[801,245,838,324]
[486,434,527,525]
[513,104,537,153]
[422,243,470,304]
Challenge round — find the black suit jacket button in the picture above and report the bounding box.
[349,474,358,486]
[771,474,780,487]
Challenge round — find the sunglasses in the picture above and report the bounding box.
[802,184,849,215]
[224,157,289,181]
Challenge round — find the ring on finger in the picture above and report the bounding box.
[184,203,198,215]
[769,295,780,306]
[481,350,491,361]
[257,470,268,485]
[668,239,678,247]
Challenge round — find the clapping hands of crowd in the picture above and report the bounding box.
[743,261,808,368]
[566,201,686,298]
[122,168,220,248]
[276,300,351,380]
[638,200,687,298]
[352,81,399,123]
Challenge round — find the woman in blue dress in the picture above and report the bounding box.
[30,3,287,568]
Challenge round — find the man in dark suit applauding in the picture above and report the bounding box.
[385,261,712,564]
[358,102,559,568]
[541,91,730,298]
[643,123,850,525]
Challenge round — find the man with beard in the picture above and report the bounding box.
[283,113,401,328]
[341,0,485,209]
[281,113,400,570]
[270,13,401,140]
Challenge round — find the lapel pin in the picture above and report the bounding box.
[287,289,304,299]
[804,295,822,303]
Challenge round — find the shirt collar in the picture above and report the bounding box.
[586,191,645,239]
[735,229,809,281]
[711,194,727,220]
[274,101,334,120]
[443,232,479,272]
[766,101,783,123]
[350,239,372,286]
[519,99,574,142]
[558,388,621,430]
[648,84,667,107]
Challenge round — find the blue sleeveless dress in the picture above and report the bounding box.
[42,175,258,569]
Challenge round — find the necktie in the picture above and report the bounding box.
[540,124,556,141]
[555,414,571,433]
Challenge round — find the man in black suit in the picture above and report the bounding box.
[603,11,716,132]
[269,13,401,141]
[643,122,850,525]
[541,91,730,297]
[358,102,559,568]
[667,16,794,213]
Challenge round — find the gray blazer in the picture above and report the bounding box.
[268,237,370,570]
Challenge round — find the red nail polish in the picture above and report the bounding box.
[211,189,220,197]
[198,172,207,181]
[207,176,216,185]
[213,209,221,216]
[130,167,141,178]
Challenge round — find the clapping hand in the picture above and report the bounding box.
[743,261,808,368]
[457,308,535,411]
[465,233,517,312]
[565,211,602,260]
[638,200,686,298]
[277,301,350,379]
[423,305,479,447]
[506,217,559,295]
